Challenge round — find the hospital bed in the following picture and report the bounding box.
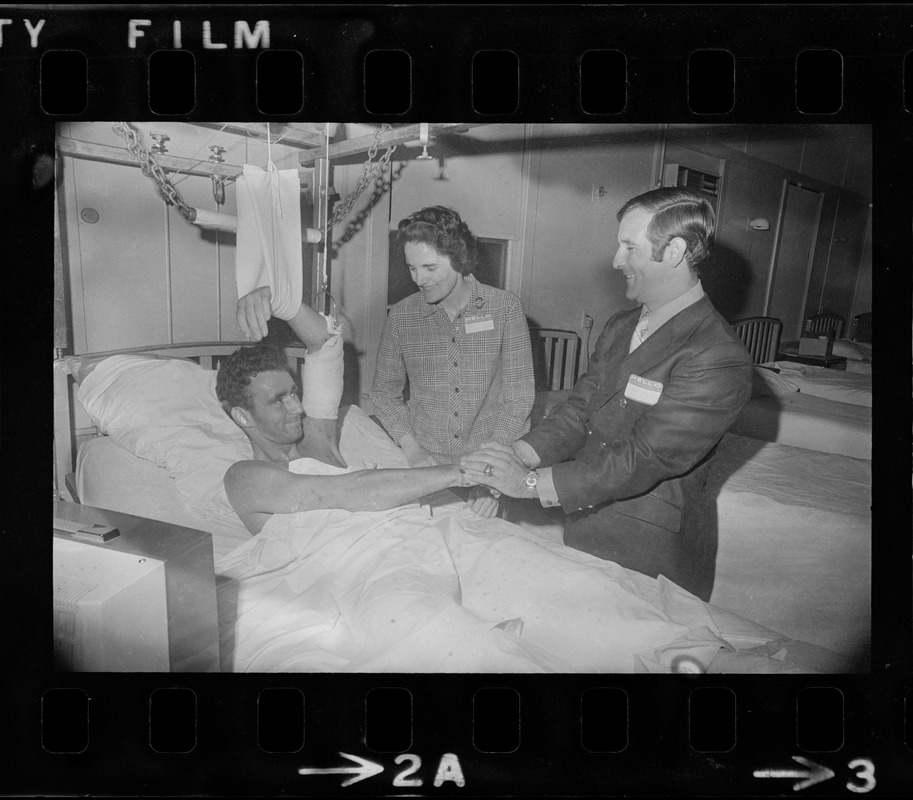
[53,343,868,673]
[728,358,873,460]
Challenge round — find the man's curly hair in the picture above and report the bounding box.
[215,345,298,416]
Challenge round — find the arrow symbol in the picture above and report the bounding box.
[754,755,835,791]
[298,752,384,787]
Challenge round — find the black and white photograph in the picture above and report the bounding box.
[52,121,873,675]
[7,2,913,796]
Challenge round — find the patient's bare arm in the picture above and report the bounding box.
[225,461,474,534]
[237,287,330,353]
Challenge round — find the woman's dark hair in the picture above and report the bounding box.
[215,345,298,416]
[396,206,479,275]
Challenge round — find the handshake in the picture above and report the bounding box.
[401,435,539,519]
[459,441,539,500]
[401,435,535,498]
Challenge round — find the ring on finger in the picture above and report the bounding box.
[483,463,494,477]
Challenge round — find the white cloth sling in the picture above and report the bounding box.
[236,163,342,419]
[235,164,303,321]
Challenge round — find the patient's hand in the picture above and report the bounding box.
[465,485,500,518]
[238,286,273,341]
[462,446,532,499]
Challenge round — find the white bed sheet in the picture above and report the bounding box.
[75,407,865,673]
[74,438,855,673]
[729,392,871,459]
[767,360,872,406]
[214,457,849,674]
[708,433,871,664]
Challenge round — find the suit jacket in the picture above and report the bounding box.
[521,295,752,600]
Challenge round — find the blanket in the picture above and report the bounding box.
[214,458,846,674]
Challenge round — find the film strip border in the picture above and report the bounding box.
[23,676,913,794]
[4,3,913,797]
[0,6,911,120]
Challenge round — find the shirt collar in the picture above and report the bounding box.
[640,280,704,332]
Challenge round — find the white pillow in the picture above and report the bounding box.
[338,405,409,469]
[76,355,252,518]
[832,338,873,361]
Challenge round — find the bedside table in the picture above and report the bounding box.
[53,500,220,672]
[776,347,847,370]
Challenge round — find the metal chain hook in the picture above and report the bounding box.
[322,124,398,235]
[112,122,195,219]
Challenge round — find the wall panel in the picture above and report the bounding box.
[69,158,169,352]
[820,200,871,322]
[711,160,784,321]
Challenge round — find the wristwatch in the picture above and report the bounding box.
[524,470,539,492]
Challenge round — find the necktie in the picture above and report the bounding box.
[629,310,651,353]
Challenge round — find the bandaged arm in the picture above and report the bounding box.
[301,315,344,420]
[292,305,345,465]
[236,287,343,422]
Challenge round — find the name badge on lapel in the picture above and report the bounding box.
[464,314,494,333]
[624,374,663,406]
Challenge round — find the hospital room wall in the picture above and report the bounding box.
[667,124,873,330]
[381,123,660,339]
[57,121,303,353]
[344,124,872,408]
[332,124,663,410]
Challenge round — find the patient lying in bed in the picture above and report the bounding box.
[65,287,856,673]
[210,314,847,673]
[217,455,847,673]
[68,340,853,673]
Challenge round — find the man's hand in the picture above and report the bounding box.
[237,286,273,341]
[475,439,535,469]
[462,445,535,499]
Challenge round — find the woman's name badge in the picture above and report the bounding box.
[624,374,663,405]
[464,314,494,333]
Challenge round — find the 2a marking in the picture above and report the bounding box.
[298,751,465,788]
[394,753,466,788]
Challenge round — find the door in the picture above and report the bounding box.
[768,184,821,341]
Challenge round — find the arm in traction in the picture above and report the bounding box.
[237,287,330,353]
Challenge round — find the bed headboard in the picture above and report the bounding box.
[53,341,311,499]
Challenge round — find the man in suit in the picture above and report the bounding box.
[463,187,753,600]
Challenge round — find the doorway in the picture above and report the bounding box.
[768,184,822,341]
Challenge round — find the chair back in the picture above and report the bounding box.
[529,328,580,391]
[732,317,782,364]
[805,312,845,339]
[851,312,872,343]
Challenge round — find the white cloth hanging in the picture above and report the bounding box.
[235,164,303,321]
